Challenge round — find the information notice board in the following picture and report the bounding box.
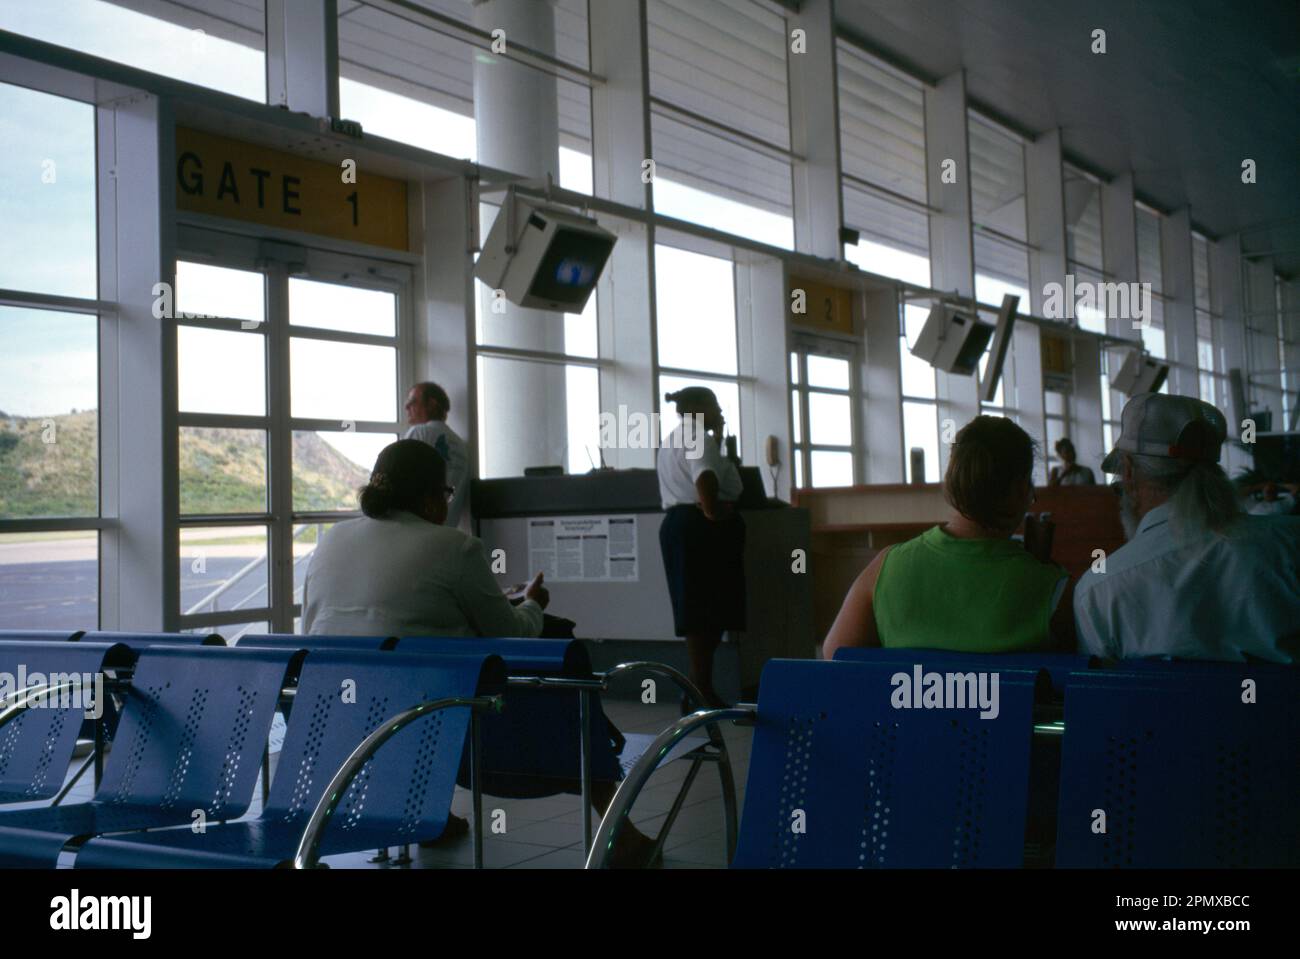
[526,515,639,582]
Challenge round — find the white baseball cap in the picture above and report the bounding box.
[1101,392,1228,474]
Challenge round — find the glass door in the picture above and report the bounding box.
[173,237,410,639]
[790,335,860,491]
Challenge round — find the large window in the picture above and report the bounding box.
[0,82,100,631]
[173,251,406,638]
[790,342,858,489]
[839,43,930,283]
[646,0,794,247]
[1192,234,1228,411]
[337,0,595,193]
[0,0,267,101]
[654,243,742,450]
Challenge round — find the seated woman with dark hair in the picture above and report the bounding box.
[303,439,546,638]
[822,416,1071,656]
[302,439,658,866]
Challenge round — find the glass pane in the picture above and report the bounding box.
[178,326,267,416]
[658,375,741,450]
[340,78,476,159]
[806,355,850,391]
[0,307,98,518]
[565,294,599,359]
[1044,390,1066,416]
[0,83,96,299]
[291,521,339,609]
[0,1,266,102]
[208,622,272,644]
[1045,417,1065,466]
[477,355,599,479]
[176,261,265,325]
[808,392,852,446]
[811,450,854,488]
[290,278,395,337]
[793,449,804,489]
[789,352,799,385]
[566,365,601,475]
[902,400,939,483]
[845,236,930,288]
[0,530,97,630]
[179,525,268,616]
[179,427,267,515]
[290,338,396,422]
[900,305,936,399]
[294,431,394,512]
[791,391,801,444]
[654,245,738,375]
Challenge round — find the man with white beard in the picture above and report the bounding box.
[1074,393,1300,662]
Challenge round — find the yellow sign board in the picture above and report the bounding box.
[175,127,409,251]
[1041,332,1071,375]
[789,277,854,335]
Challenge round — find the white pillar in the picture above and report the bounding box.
[473,0,569,477]
[265,0,339,117]
[924,71,977,469]
[788,0,843,260]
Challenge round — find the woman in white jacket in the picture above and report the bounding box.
[302,439,548,638]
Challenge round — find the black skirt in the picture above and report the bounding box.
[659,504,747,636]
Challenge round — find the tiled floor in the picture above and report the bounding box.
[51,697,752,870]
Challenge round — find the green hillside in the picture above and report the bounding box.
[0,412,370,517]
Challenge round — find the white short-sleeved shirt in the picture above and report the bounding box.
[404,420,469,527]
[1073,503,1300,662]
[302,510,543,638]
[657,423,743,508]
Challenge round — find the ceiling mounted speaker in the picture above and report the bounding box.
[1111,348,1169,396]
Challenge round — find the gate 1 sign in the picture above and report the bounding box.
[175,127,409,252]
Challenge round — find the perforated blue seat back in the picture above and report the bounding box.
[93,645,292,817]
[0,641,133,803]
[1056,667,1300,868]
[397,637,623,790]
[732,659,1038,869]
[266,649,504,851]
[834,646,1090,695]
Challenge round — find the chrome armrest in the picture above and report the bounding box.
[585,705,755,869]
[291,694,503,869]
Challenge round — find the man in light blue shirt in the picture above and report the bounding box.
[1074,393,1300,662]
[403,381,469,529]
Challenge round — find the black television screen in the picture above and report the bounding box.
[527,227,614,307]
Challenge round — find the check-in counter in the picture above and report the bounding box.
[472,470,814,695]
[794,483,1128,642]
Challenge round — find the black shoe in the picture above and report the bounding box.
[418,812,469,847]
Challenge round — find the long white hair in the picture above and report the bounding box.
[1127,453,1242,537]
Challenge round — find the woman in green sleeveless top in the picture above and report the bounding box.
[822,416,1072,656]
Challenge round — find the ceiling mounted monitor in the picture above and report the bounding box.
[911,302,995,377]
[1111,348,1169,397]
[474,200,615,313]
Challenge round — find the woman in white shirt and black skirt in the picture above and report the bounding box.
[656,387,746,710]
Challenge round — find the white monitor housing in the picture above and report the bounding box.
[1111,349,1169,396]
[474,200,615,312]
[911,302,996,376]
